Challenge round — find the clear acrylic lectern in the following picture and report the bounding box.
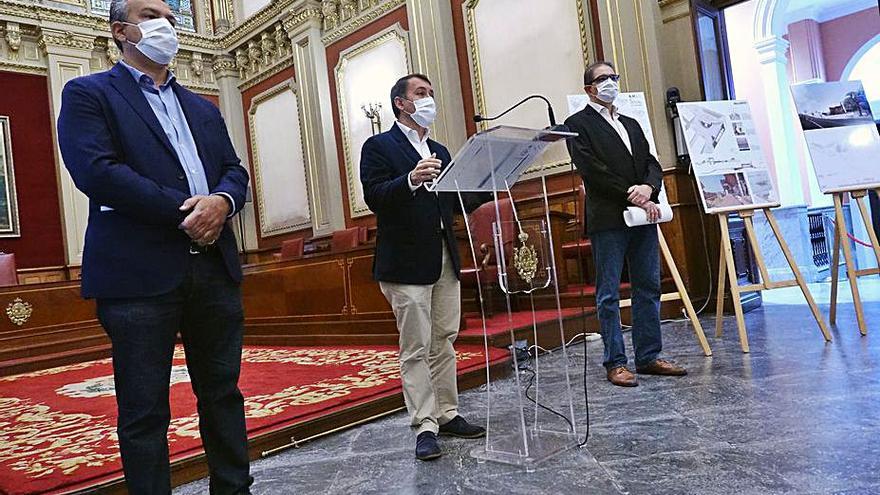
[427,125,581,469]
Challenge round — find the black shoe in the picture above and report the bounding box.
[415,432,442,461]
[439,416,486,439]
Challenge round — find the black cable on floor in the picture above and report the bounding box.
[568,162,591,447]
[522,363,574,431]
[503,162,593,448]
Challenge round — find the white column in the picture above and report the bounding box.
[787,19,826,83]
[786,19,829,208]
[213,54,260,251]
[405,0,467,152]
[40,29,96,267]
[754,36,805,207]
[284,4,346,236]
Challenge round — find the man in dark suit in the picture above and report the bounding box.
[565,61,686,387]
[57,0,252,492]
[360,74,486,461]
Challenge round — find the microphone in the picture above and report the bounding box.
[474,94,558,127]
[666,87,689,167]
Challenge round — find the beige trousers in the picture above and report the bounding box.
[379,245,461,435]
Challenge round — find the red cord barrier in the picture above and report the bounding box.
[824,215,875,248]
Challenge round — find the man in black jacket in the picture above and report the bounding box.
[360,74,486,461]
[565,61,686,387]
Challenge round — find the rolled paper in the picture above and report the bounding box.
[623,203,674,227]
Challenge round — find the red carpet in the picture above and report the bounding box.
[0,344,507,495]
[460,308,585,337]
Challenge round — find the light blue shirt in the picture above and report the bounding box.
[120,61,234,214]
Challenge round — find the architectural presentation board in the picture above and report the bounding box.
[790,80,880,193]
[677,100,779,214]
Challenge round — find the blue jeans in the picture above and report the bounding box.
[591,225,662,370]
[96,251,252,495]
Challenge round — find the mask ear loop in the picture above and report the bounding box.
[118,22,142,48]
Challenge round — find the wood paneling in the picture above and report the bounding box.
[17,266,67,285]
[0,169,721,375]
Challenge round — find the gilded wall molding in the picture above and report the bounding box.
[0,59,46,74]
[218,0,296,50]
[38,30,96,53]
[321,0,405,46]
[231,20,294,89]
[237,56,294,91]
[247,80,314,235]
[212,53,238,75]
[0,0,216,51]
[281,6,323,35]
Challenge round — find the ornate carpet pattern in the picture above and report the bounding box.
[0,345,503,495]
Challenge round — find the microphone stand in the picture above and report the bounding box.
[474,94,559,129]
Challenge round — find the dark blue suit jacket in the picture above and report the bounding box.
[360,124,486,285]
[57,63,249,299]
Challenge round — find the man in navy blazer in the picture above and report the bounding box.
[57,0,251,493]
[360,74,487,461]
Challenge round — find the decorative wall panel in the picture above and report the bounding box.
[334,25,410,218]
[248,81,312,236]
[463,0,591,173]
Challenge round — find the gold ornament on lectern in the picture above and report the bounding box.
[6,297,32,326]
[513,231,538,284]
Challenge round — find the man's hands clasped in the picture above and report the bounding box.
[627,184,661,223]
[179,195,230,246]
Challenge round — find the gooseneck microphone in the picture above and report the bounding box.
[474,94,558,127]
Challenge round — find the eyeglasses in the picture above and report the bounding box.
[590,74,620,85]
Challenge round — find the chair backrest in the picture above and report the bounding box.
[0,252,17,287]
[279,238,304,260]
[466,197,516,262]
[576,184,586,235]
[331,227,362,253]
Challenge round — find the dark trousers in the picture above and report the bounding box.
[590,225,663,370]
[96,251,252,495]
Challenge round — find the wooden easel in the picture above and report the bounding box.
[619,228,712,356]
[828,189,880,335]
[715,208,831,352]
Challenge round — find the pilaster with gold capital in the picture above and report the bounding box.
[282,3,346,235]
[39,27,97,266]
[595,1,675,165]
[405,0,466,152]
[212,53,260,251]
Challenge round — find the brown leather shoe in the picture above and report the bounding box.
[607,366,638,387]
[636,359,687,376]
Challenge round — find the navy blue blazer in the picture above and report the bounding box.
[57,63,249,299]
[360,125,485,285]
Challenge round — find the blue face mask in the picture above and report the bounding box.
[594,79,620,104]
[404,96,437,128]
[122,17,179,66]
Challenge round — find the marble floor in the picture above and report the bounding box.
[176,293,880,495]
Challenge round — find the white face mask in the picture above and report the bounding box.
[123,18,179,66]
[594,78,620,104]
[405,96,437,128]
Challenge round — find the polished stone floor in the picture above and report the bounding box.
[176,284,880,494]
